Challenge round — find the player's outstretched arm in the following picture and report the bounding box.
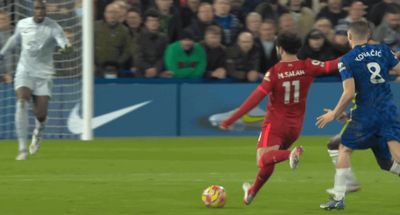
[53,21,72,55]
[220,86,267,130]
[308,58,340,76]
[316,78,355,128]
[0,23,21,56]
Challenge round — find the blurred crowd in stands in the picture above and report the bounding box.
[93,0,400,82]
[1,0,400,82]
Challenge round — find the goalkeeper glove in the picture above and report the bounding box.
[59,45,74,55]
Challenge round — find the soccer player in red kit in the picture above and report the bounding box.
[220,32,340,205]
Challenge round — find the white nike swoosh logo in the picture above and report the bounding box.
[67,101,152,134]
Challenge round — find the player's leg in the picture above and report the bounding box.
[320,144,351,210]
[321,114,376,209]
[243,145,279,205]
[29,95,49,155]
[15,87,32,160]
[333,144,353,198]
[327,134,340,165]
[29,78,52,155]
[243,125,302,205]
[388,140,400,163]
[386,140,400,175]
[371,139,400,175]
[380,118,400,175]
[326,134,360,195]
[326,136,360,195]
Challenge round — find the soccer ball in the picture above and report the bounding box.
[201,185,226,208]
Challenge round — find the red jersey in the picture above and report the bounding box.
[222,58,338,129]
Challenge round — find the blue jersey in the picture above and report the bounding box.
[339,44,399,109]
[339,44,400,150]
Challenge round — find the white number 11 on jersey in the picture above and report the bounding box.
[282,80,300,104]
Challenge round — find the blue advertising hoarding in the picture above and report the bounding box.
[179,82,344,136]
[1,81,399,138]
[92,84,178,136]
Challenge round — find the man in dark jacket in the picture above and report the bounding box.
[255,20,278,73]
[200,25,227,79]
[316,0,347,26]
[372,5,400,50]
[255,0,289,22]
[95,3,131,73]
[297,29,336,61]
[154,0,181,42]
[185,2,217,42]
[135,9,169,78]
[368,0,398,26]
[227,32,261,82]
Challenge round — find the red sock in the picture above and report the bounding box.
[258,150,291,168]
[249,164,275,196]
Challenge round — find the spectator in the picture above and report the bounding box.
[154,0,181,42]
[288,0,315,38]
[0,11,12,83]
[337,1,371,31]
[368,0,398,26]
[278,13,298,34]
[372,6,400,50]
[125,8,142,34]
[227,32,261,82]
[164,30,207,78]
[113,0,130,23]
[245,12,262,38]
[135,9,169,78]
[298,29,336,61]
[332,25,351,56]
[213,0,242,46]
[200,25,227,79]
[255,0,289,21]
[185,2,217,42]
[46,1,76,27]
[181,0,201,28]
[125,8,142,73]
[314,17,335,42]
[95,3,131,72]
[316,0,347,26]
[231,0,246,23]
[256,20,279,73]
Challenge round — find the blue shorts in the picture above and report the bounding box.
[341,107,400,156]
[361,136,392,161]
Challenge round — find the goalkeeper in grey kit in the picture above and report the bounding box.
[0,0,72,160]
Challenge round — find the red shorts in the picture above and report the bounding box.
[257,122,301,149]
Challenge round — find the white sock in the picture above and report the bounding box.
[333,168,351,200]
[345,168,359,186]
[34,118,46,136]
[390,162,400,175]
[328,149,338,165]
[15,99,29,152]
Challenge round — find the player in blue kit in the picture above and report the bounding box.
[316,21,400,210]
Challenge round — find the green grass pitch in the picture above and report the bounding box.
[0,137,398,215]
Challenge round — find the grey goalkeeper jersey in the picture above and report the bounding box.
[0,17,69,79]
